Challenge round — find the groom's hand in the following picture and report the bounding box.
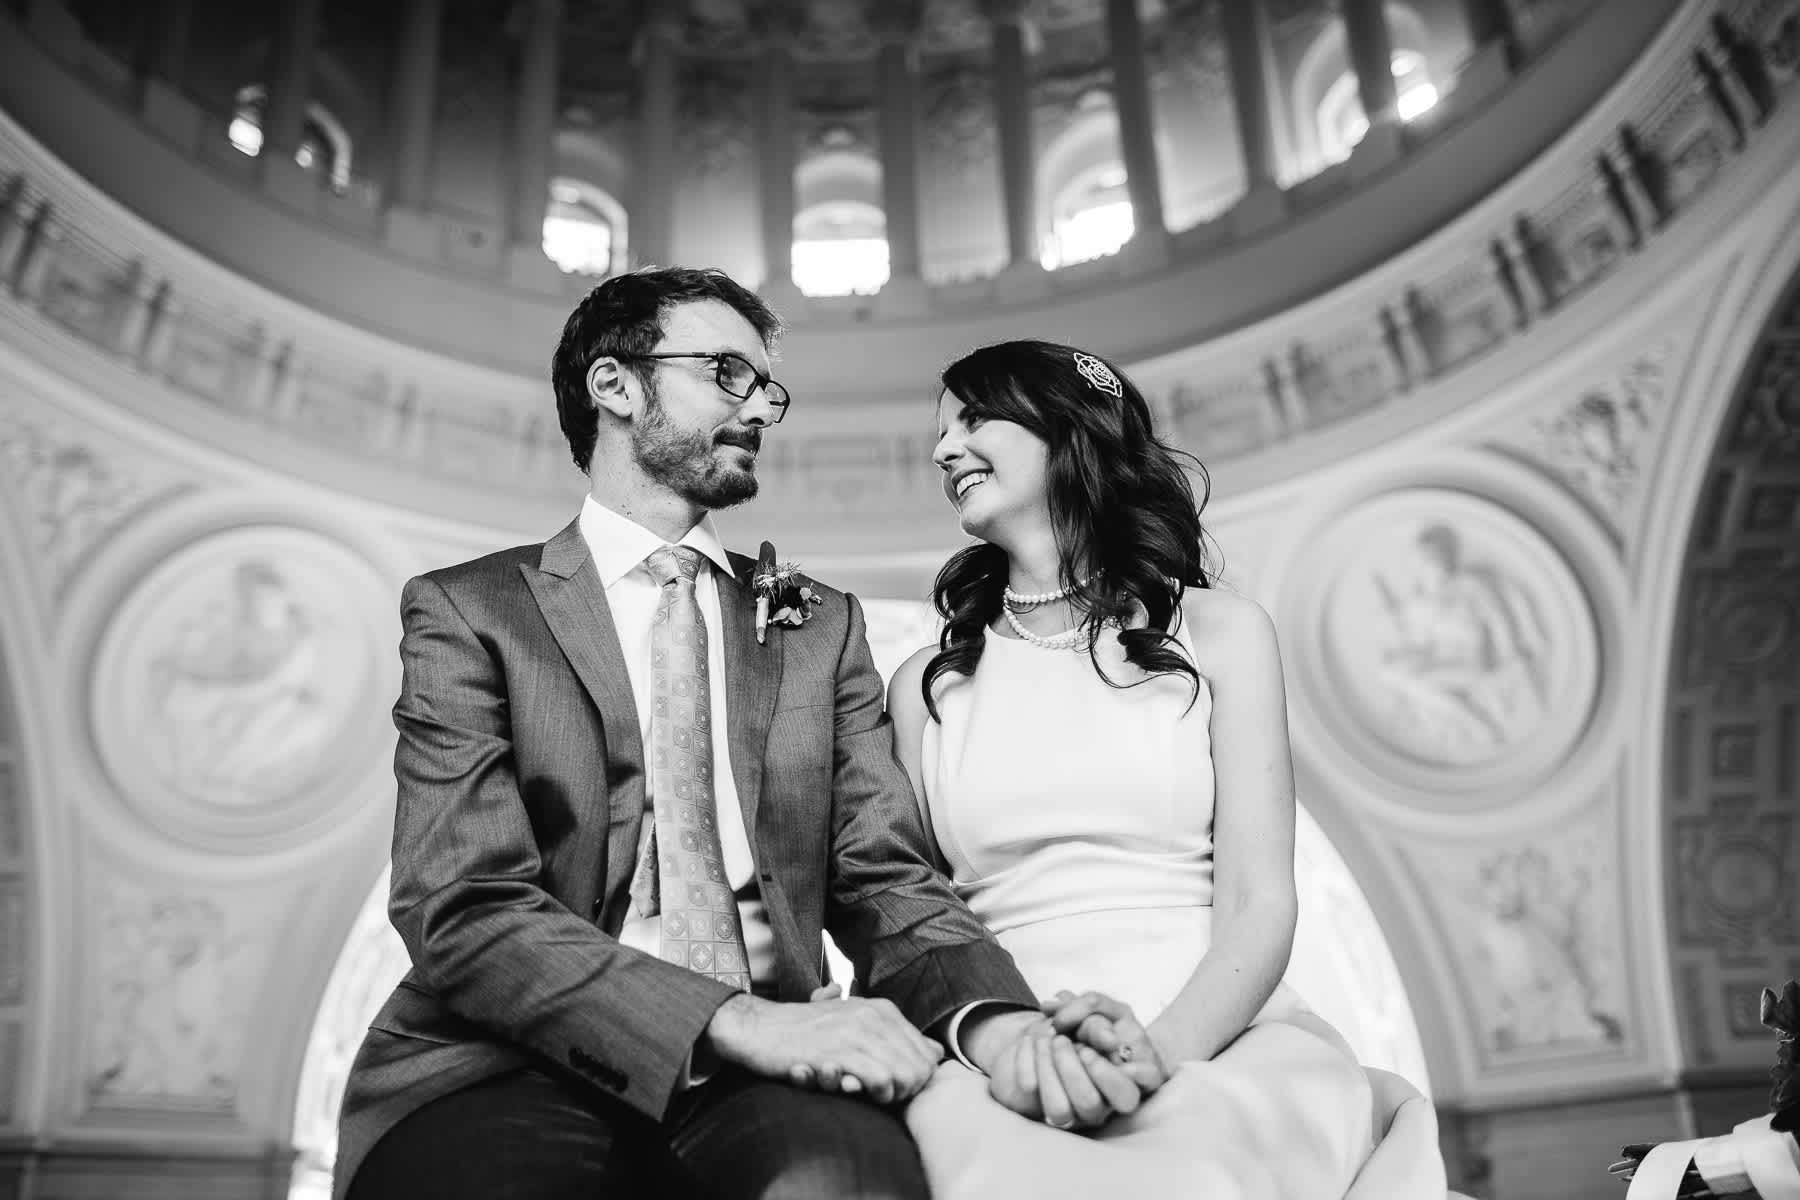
[703,992,943,1105]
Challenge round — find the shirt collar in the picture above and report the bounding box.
[578,495,736,588]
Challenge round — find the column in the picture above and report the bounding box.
[13,207,62,304]
[385,0,442,211]
[873,4,926,283]
[264,0,323,158]
[1104,0,1164,239]
[984,0,1038,269]
[138,0,195,91]
[1460,0,1518,61]
[632,9,683,268]
[139,281,179,373]
[0,186,38,285]
[1341,0,1399,132]
[1219,0,1281,194]
[509,0,563,247]
[25,0,84,53]
[754,4,803,292]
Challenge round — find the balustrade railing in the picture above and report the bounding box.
[1,3,1795,529]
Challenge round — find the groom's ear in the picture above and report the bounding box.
[587,358,635,420]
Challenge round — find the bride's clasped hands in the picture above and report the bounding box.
[949,990,1172,1132]
[793,982,1169,1132]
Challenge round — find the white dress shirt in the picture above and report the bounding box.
[578,497,995,1070]
[578,497,776,990]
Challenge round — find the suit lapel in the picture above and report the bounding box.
[719,555,780,841]
[521,520,645,891]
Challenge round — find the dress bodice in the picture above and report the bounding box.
[921,623,1215,940]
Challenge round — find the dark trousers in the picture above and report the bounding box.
[344,1065,931,1200]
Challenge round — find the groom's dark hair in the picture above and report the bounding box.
[552,267,783,474]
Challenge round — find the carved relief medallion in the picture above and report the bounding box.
[1295,490,1600,797]
[89,527,394,849]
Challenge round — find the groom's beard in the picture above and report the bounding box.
[632,390,761,510]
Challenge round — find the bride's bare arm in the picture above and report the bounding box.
[1144,588,1300,1064]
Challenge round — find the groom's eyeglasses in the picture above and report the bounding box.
[619,351,793,424]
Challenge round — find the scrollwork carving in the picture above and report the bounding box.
[1526,344,1672,523]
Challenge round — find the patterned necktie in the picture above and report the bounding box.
[628,545,750,990]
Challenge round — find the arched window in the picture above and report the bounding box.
[543,178,626,277]
[1042,163,1134,271]
[791,201,889,298]
[227,84,353,192]
[1315,49,1440,164]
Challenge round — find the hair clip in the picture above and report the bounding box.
[1073,352,1122,398]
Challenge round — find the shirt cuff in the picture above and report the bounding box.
[945,1001,998,1074]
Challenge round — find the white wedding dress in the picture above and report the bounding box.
[904,625,1448,1200]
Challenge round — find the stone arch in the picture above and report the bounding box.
[1660,265,1800,1102]
[0,491,42,1141]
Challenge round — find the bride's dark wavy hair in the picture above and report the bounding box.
[922,339,1214,720]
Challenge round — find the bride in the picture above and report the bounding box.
[884,340,1449,1199]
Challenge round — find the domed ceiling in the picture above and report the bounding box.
[65,0,1350,106]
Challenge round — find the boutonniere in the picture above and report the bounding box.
[752,540,823,644]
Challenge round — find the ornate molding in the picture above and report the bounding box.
[1664,253,1800,1072]
[0,409,179,596]
[1402,796,1632,1070]
[88,880,252,1110]
[0,1,1792,547]
[1488,339,1678,537]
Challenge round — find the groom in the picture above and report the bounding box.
[335,267,1105,1199]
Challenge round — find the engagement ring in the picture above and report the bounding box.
[1115,1044,1134,1063]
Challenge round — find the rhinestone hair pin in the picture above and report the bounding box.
[1073,351,1122,397]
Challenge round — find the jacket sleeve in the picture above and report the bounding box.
[386,573,736,1120]
[821,593,1038,1030]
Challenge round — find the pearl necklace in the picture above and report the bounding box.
[1002,574,1093,609]
[1001,606,1092,650]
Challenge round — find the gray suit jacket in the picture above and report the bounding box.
[332,519,1034,1197]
